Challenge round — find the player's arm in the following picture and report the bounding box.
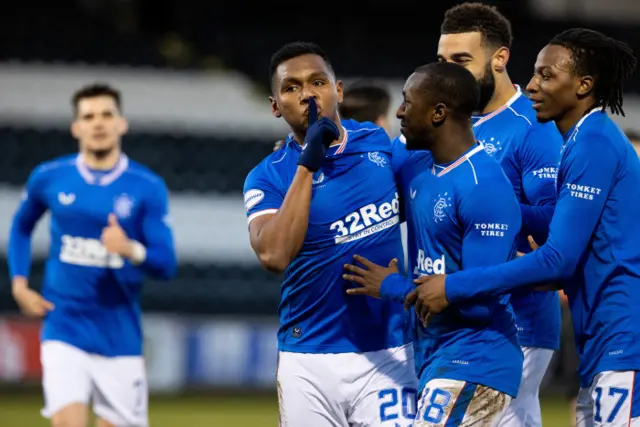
[518,125,562,242]
[8,168,54,317]
[453,177,522,319]
[445,134,616,303]
[8,169,47,283]
[248,166,313,273]
[130,179,177,280]
[379,273,415,303]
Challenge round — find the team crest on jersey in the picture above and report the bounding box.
[481,137,502,156]
[113,193,134,219]
[368,152,386,167]
[433,193,451,223]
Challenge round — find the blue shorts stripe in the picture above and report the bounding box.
[631,372,640,418]
[445,382,477,426]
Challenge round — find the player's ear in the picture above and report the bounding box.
[431,103,447,126]
[270,96,282,118]
[119,117,129,135]
[336,80,344,104]
[70,120,80,139]
[577,75,595,98]
[492,46,510,73]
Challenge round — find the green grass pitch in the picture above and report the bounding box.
[0,393,572,426]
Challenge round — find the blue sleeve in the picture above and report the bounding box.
[518,125,562,243]
[380,272,415,303]
[8,168,48,279]
[243,163,286,224]
[390,136,410,177]
[138,179,177,280]
[390,136,433,224]
[446,134,616,303]
[454,177,522,319]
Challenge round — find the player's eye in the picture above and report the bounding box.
[284,86,298,93]
[312,80,325,86]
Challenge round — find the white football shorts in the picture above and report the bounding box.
[497,346,554,427]
[277,343,418,426]
[415,378,511,426]
[40,340,148,427]
[576,370,640,427]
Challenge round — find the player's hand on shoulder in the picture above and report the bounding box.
[101,214,132,257]
[297,97,340,172]
[405,274,449,326]
[344,255,398,299]
[12,279,54,318]
[273,140,286,152]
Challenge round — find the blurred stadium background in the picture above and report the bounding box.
[0,0,639,425]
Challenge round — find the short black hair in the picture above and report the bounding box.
[269,41,334,89]
[72,83,121,115]
[441,2,513,49]
[339,80,391,123]
[413,62,480,118]
[549,28,637,116]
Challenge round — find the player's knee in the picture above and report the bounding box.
[50,403,88,427]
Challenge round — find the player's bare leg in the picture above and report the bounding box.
[50,403,89,427]
[95,417,117,427]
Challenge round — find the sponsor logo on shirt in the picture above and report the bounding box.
[329,193,400,244]
[59,235,124,268]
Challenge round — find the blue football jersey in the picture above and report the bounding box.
[472,87,562,350]
[383,143,523,397]
[390,136,433,375]
[8,154,177,357]
[446,108,640,388]
[243,120,409,354]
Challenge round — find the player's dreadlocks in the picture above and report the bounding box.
[550,28,637,116]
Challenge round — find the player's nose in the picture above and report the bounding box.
[525,76,539,94]
[301,86,318,103]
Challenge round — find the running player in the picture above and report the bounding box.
[8,83,176,427]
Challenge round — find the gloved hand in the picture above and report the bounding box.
[297,97,340,172]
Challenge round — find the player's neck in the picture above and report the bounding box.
[80,148,122,170]
[432,125,476,165]
[557,100,598,136]
[480,77,517,115]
